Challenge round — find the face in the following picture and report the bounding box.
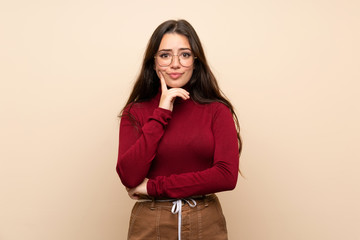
[155,33,194,88]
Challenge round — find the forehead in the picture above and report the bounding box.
[158,33,191,51]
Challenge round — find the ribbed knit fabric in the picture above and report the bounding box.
[117,92,239,199]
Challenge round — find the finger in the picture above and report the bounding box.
[128,189,139,200]
[181,93,190,100]
[169,91,189,100]
[179,93,190,100]
[158,71,168,92]
[130,194,139,200]
[167,88,189,96]
[168,89,190,99]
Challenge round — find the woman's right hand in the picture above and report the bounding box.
[126,178,149,200]
[158,71,190,111]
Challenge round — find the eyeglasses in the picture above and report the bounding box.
[154,50,197,67]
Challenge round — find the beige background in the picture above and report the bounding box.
[1,0,359,239]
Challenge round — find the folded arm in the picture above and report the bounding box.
[147,103,240,199]
[116,106,172,188]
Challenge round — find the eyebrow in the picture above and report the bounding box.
[158,48,192,52]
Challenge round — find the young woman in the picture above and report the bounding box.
[116,19,241,240]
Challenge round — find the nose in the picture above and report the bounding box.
[170,55,181,69]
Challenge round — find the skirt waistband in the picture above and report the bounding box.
[136,194,216,240]
[138,193,215,202]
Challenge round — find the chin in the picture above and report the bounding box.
[167,83,184,88]
[166,80,189,89]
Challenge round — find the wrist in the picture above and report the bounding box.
[158,101,173,111]
[146,179,155,197]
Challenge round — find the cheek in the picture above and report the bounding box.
[155,65,166,71]
[154,65,167,79]
[185,68,194,78]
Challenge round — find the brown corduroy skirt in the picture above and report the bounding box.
[127,194,228,240]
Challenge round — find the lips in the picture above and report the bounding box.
[168,72,183,79]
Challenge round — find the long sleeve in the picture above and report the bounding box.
[116,105,172,188]
[147,103,240,198]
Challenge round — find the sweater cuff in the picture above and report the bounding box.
[148,108,172,127]
[147,177,168,198]
[147,179,157,197]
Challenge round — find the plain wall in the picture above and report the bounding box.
[1,0,359,239]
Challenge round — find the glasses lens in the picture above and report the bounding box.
[156,51,195,67]
[178,51,194,67]
[156,51,172,67]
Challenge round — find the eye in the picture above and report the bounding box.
[158,52,171,58]
[180,52,192,58]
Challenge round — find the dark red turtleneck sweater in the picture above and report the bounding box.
[116,92,239,199]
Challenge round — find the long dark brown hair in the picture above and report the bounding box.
[120,19,242,155]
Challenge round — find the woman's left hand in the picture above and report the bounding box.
[126,178,149,200]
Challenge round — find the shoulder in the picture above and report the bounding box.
[207,101,232,116]
[123,97,158,115]
[121,95,161,125]
[190,101,233,123]
[201,101,234,128]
